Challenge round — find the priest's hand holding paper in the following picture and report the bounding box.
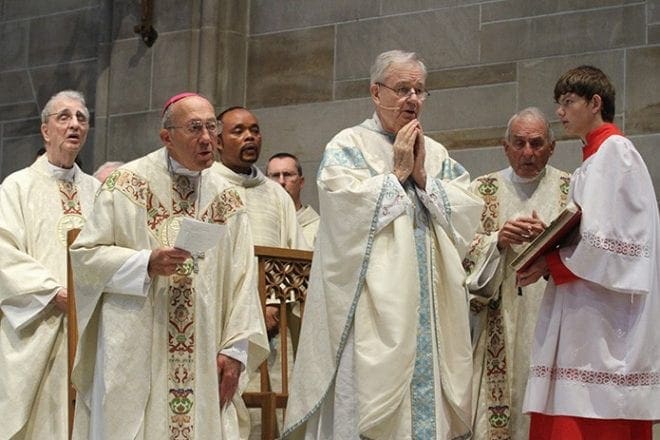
[148,247,191,278]
[497,210,546,250]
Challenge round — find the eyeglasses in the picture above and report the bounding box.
[509,137,549,151]
[267,171,299,181]
[167,119,218,136]
[376,82,430,101]
[47,109,89,126]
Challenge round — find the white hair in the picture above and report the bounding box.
[41,90,88,123]
[504,107,555,143]
[370,50,427,85]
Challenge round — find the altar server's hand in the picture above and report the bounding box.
[516,255,549,287]
[217,354,241,408]
[147,247,191,278]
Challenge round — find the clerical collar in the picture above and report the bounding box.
[507,166,546,184]
[370,113,396,141]
[583,123,622,161]
[167,155,201,177]
[47,161,76,182]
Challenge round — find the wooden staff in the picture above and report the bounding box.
[67,228,81,439]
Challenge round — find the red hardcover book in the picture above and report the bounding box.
[510,203,582,272]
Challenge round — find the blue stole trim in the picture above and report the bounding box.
[408,182,438,438]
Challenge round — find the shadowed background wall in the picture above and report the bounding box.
[1,0,658,210]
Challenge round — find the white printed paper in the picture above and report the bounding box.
[173,217,225,254]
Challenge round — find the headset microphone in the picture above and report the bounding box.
[376,102,402,111]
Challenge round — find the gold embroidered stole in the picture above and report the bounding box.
[57,180,86,245]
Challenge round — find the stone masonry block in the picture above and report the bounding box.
[152,30,193,111]
[30,60,98,114]
[217,31,247,109]
[482,0,629,22]
[518,52,624,123]
[0,71,33,105]
[250,0,378,34]
[0,21,28,71]
[217,0,247,33]
[421,83,517,132]
[106,111,162,162]
[3,0,89,21]
[107,39,151,114]
[28,8,100,67]
[0,102,39,122]
[1,134,42,178]
[426,63,517,91]
[336,6,480,81]
[247,26,334,108]
[382,0,481,15]
[626,46,660,134]
[481,4,644,63]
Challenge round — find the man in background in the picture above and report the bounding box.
[216,106,309,438]
[266,152,320,246]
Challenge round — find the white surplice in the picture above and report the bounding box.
[282,114,484,440]
[523,130,660,420]
[70,149,269,440]
[0,155,99,439]
[463,166,571,439]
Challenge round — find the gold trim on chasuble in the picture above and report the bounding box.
[57,180,86,245]
[471,174,570,439]
[108,170,243,439]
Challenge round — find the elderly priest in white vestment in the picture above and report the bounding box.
[282,50,484,440]
[70,93,268,439]
[0,90,100,440]
[463,107,571,440]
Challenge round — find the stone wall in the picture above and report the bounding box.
[0,0,102,176]
[0,0,658,209]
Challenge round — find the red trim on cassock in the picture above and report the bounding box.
[529,413,652,440]
[546,249,579,285]
[582,123,622,161]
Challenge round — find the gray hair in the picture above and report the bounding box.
[504,107,555,143]
[162,106,174,129]
[370,50,427,85]
[41,90,88,123]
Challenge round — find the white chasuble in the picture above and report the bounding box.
[71,149,268,440]
[0,155,99,439]
[463,166,570,440]
[283,115,484,440]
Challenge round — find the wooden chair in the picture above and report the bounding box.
[242,245,313,440]
[66,228,81,440]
